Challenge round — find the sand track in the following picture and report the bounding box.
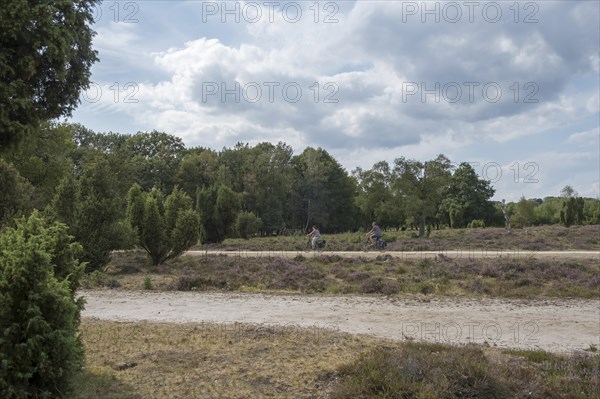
[81,290,599,353]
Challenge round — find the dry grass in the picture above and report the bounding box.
[74,320,599,399]
[74,319,376,399]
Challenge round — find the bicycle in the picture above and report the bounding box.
[364,236,387,251]
[306,237,326,251]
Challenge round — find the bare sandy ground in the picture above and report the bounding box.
[183,250,600,260]
[81,290,599,353]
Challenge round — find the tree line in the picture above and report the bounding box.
[2,123,599,271]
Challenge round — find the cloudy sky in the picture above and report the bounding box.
[70,0,600,201]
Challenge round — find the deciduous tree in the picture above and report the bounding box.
[440,163,495,227]
[392,155,452,238]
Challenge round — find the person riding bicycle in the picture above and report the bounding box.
[307,225,321,250]
[366,222,382,247]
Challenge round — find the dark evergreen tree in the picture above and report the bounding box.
[127,186,200,264]
[0,1,99,147]
[0,212,85,398]
[0,159,33,228]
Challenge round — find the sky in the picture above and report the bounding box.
[69,0,600,201]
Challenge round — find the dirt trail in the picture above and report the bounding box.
[183,250,600,260]
[81,290,599,353]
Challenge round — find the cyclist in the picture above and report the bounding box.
[307,225,321,250]
[366,222,382,247]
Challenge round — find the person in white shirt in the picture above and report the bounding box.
[307,225,321,249]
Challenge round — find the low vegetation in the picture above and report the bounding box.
[334,343,599,399]
[86,248,600,299]
[211,224,600,251]
[74,320,599,399]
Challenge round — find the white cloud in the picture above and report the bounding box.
[586,94,599,113]
[566,127,600,146]
[71,0,600,200]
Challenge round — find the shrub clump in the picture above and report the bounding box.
[0,212,85,398]
[333,343,508,398]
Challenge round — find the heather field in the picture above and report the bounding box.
[204,225,600,252]
[90,248,600,300]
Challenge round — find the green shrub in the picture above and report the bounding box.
[127,185,200,265]
[143,275,154,290]
[0,212,85,398]
[468,219,486,228]
[333,343,508,398]
[235,211,262,239]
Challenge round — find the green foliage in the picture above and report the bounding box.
[7,119,595,250]
[0,158,33,228]
[586,199,600,225]
[292,147,358,232]
[143,275,154,290]
[2,122,76,208]
[127,186,200,265]
[444,199,464,228]
[510,196,536,228]
[49,173,80,229]
[441,162,496,227]
[0,211,85,398]
[468,219,486,228]
[0,1,98,147]
[393,155,452,237]
[175,149,218,198]
[196,184,241,243]
[216,185,241,234]
[560,197,585,227]
[534,197,561,225]
[224,142,294,233]
[141,194,167,265]
[236,211,262,239]
[75,156,132,270]
[125,183,145,236]
[124,131,185,193]
[47,162,135,271]
[353,161,404,230]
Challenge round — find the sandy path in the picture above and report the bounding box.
[183,250,600,260]
[81,290,599,353]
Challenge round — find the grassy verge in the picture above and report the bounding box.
[86,251,600,298]
[74,319,372,399]
[74,320,599,399]
[204,225,600,251]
